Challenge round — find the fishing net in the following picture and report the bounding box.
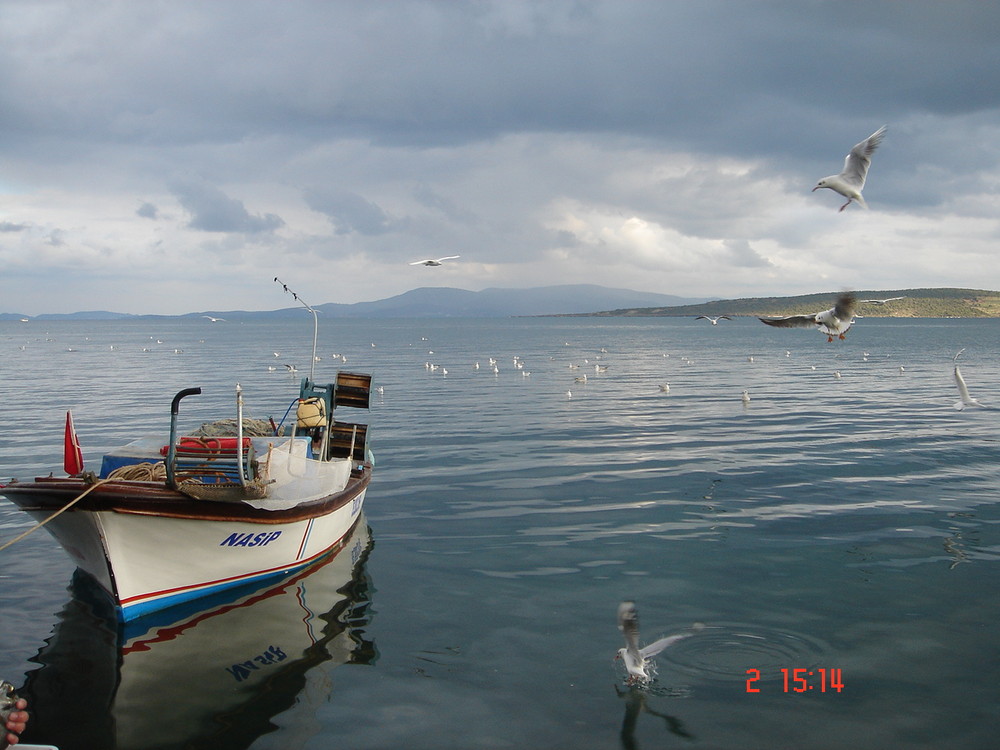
[175,478,270,502]
[190,418,278,437]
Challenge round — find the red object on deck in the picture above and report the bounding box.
[64,410,85,476]
[159,437,253,456]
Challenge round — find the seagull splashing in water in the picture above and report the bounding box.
[812,126,887,211]
[616,601,692,685]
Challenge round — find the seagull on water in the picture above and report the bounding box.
[616,601,692,685]
[953,349,983,410]
[695,315,731,325]
[758,294,857,342]
[860,296,905,305]
[410,255,460,266]
[812,126,887,211]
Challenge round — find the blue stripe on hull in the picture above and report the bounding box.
[120,563,302,623]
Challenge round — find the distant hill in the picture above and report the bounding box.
[0,310,137,321]
[1,285,710,321]
[583,288,1000,318]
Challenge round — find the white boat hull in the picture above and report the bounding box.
[10,467,370,622]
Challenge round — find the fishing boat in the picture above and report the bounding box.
[1,281,374,624]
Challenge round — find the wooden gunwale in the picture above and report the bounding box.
[0,464,372,525]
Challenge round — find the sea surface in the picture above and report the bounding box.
[0,316,998,750]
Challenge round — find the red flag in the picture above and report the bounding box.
[64,410,84,476]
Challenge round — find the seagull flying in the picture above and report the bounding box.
[860,296,905,305]
[695,315,731,325]
[813,126,887,211]
[202,315,226,322]
[953,349,983,410]
[410,255,460,266]
[616,601,691,685]
[758,294,857,342]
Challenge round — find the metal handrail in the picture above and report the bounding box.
[166,387,202,488]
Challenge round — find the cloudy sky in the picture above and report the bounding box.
[2,1,999,315]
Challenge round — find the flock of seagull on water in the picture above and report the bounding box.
[413,309,986,416]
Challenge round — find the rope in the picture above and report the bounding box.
[108,462,167,482]
[0,476,111,553]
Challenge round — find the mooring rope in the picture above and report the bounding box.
[0,475,112,553]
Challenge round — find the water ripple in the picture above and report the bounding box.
[664,623,832,682]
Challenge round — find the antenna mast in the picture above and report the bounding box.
[274,277,318,381]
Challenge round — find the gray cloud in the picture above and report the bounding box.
[2,3,998,157]
[722,239,772,269]
[136,201,158,219]
[304,188,400,236]
[172,182,284,234]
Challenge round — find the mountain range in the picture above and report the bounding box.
[1,285,709,321]
[5,285,999,321]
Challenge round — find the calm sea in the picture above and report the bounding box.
[1,316,998,750]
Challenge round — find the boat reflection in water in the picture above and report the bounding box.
[20,516,376,750]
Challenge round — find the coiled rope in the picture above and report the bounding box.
[107,462,167,482]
